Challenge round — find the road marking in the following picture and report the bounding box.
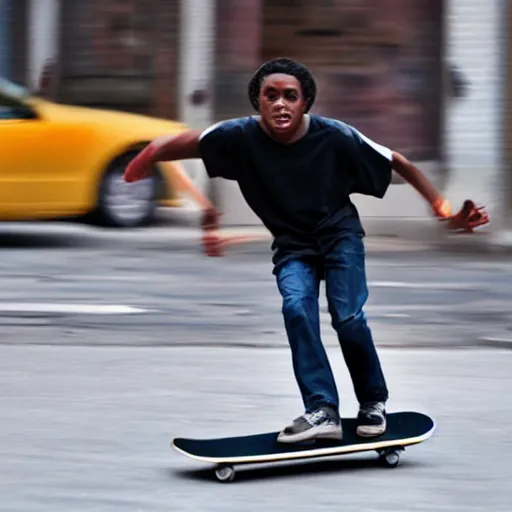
[479,336,512,346]
[0,303,154,314]
[369,281,479,290]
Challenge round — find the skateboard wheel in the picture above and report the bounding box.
[378,448,401,468]
[214,464,235,482]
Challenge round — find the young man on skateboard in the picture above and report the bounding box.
[124,58,488,444]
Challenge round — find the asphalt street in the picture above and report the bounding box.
[0,217,511,511]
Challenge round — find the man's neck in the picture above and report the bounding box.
[257,114,311,145]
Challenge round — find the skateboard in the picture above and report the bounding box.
[171,411,435,482]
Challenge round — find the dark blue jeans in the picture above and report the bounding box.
[275,233,388,413]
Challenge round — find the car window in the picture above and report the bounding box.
[0,94,33,120]
[0,77,28,99]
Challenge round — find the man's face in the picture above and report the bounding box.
[258,73,308,141]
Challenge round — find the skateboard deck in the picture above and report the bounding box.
[171,411,435,482]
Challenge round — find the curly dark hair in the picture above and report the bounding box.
[248,58,316,112]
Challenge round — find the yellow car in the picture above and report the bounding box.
[0,77,190,227]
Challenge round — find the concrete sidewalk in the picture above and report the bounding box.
[161,205,512,256]
[191,218,512,257]
[1,209,509,257]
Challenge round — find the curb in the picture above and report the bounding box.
[161,206,512,255]
[139,229,512,259]
[5,217,512,257]
[477,336,512,349]
[216,230,512,258]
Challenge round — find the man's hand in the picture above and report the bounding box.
[391,152,489,233]
[201,206,222,256]
[201,206,220,231]
[432,198,489,233]
[200,206,271,256]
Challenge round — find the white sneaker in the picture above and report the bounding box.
[356,402,387,437]
[277,407,343,444]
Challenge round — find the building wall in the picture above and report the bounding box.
[27,0,60,90]
[177,0,216,197]
[442,0,505,232]
[261,0,443,162]
[7,0,29,85]
[213,0,261,120]
[57,0,180,118]
[506,0,512,221]
[210,0,263,223]
[0,0,11,78]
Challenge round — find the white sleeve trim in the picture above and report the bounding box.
[356,130,393,161]
[199,121,225,141]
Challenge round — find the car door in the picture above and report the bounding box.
[0,91,89,217]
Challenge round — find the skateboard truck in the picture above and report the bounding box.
[213,445,407,482]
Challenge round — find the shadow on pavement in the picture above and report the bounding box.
[170,454,425,484]
[0,230,102,249]
[0,210,197,250]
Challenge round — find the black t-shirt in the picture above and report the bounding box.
[198,114,393,271]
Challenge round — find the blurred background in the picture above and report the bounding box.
[0,0,509,241]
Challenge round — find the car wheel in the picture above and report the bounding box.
[95,158,158,228]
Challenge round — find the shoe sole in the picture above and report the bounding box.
[277,425,343,444]
[356,422,387,438]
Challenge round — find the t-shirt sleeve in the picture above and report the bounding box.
[346,126,393,199]
[198,120,240,181]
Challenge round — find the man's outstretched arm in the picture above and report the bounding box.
[123,128,259,256]
[391,151,450,217]
[124,130,202,183]
[391,151,489,231]
[124,129,216,212]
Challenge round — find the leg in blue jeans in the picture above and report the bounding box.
[275,234,388,416]
[324,233,388,405]
[276,259,339,413]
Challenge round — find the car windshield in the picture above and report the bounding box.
[0,77,29,100]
